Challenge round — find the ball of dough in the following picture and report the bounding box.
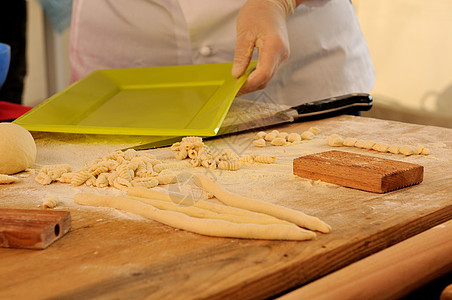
[0,123,36,174]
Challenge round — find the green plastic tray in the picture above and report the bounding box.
[14,62,255,136]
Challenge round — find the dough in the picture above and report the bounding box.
[0,174,19,184]
[127,186,289,224]
[399,145,414,156]
[372,143,389,153]
[343,137,357,147]
[253,138,266,147]
[193,174,331,233]
[74,192,316,241]
[326,134,344,147]
[301,131,315,140]
[0,123,36,174]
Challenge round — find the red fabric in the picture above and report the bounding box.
[0,101,32,121]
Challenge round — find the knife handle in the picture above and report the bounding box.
[289,93,373,121]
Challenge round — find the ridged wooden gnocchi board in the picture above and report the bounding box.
[0,208,71,249]
[293,150,424,193]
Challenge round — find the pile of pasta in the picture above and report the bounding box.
[253,127,322,147]
[74,174,332,241]
[326,134,430,156]
[35,149,177,191]
[171,136,277,171]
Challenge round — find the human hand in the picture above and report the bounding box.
[232,0,297,96]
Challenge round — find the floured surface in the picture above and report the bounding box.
[1,116,452,299]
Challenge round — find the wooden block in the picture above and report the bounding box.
[293,150,424,193]
[0,208,72,249]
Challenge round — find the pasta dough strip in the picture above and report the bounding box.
[193,174,332,233]
[126,195,291,225]
[127,187,289,224]
[74,193,316,241]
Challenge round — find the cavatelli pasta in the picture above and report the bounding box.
[251,154,276,164]
[218,161,241,171]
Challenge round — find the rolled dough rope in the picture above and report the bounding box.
[127,187,291,225]
[74,193,316,241]
[192,174,331,233]
[126,195,291,225]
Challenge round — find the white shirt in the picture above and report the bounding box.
[69,0,375,106]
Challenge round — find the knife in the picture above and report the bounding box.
[123,93,372,151]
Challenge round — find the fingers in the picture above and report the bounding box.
[232,30,255,78]
[236,32,290,96]
[232,0,291,96]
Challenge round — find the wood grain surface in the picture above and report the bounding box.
[293,150,424,193]
[279,219,452,300]
[1,116,451,299]
[0,208,71,249]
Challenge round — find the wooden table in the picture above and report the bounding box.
[1,116,452,299]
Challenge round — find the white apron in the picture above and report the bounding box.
[69,0,375,106]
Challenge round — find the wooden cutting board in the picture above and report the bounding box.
[293,150,424,193]
[0,116,451,299]
[0,208,71,249]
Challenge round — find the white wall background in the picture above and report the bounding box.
[355,0,452,127]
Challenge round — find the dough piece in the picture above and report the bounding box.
[251,155,276,164]
[414,145,424,155]
[0,174,19,184]
[131,177,159,188]
[181,136,203,144]
[218,161,241,171]
[277,132,289,140]
[71,171,94,186]
[156,173,178,185]
[308,127,321,135]
[75,193,316,240]
[255,131,267,140]
[421,147,430,155]
[95,173,110,188]
[270,137,287,146]
[372,143,389,153]
[399,145,414,156]
[153,163,169,173]
[343,137,357,147]
[56,172,74,184]
[128,187,290,224]
[301,131,315,140]
[42,194,59,208]
[253,138,266,147]
[35,164,72,185]
[87,163,109,177]
[326,134,343,147]
[174,149,188,160]
[264,132,277,142]
[388,145,400,154]
[187,149,198,159]
[123,149,137,161]
[193,174,331,233]
[190,157,202,167]
[202,159,217,170]
[0,123,37,175]
[126,195,290,225]
[363,140,376,150]
[354,140,366,149]
[239,155,255,164]
[287,133,301,143]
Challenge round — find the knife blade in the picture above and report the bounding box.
[122,93,372,151]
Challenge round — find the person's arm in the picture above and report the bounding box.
[232,0,304,96]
